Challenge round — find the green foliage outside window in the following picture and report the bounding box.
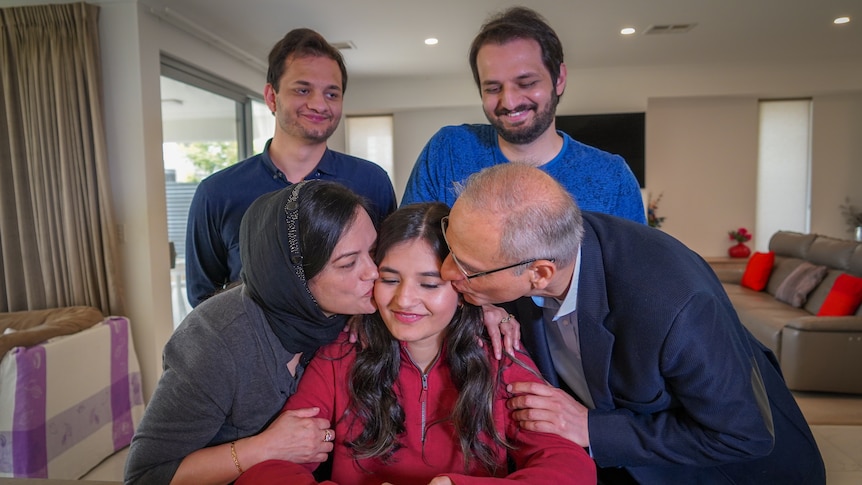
[181,141,238,182]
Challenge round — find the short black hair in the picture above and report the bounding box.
[468,7,564,91]
[267,28,348,93]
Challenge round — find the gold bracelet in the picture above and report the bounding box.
[230,441,243,474]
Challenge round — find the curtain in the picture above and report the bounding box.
[0,2,124,315]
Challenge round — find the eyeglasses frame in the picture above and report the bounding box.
[440,216,554,280]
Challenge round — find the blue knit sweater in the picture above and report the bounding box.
[401,124,646,223]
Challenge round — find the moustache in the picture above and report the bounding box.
[495,104,536,117]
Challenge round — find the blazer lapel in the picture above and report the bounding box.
[575,219,616,408]
[508,297,560,387]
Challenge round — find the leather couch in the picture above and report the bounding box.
[719,231,862,394]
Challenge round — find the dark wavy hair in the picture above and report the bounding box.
[343,202,516,474]
[468,7,564,93]
[267,28,348,93]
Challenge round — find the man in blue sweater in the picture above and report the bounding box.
[401,7,644,224]
[185,29,396,307]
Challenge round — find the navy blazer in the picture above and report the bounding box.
[511,212,825,484]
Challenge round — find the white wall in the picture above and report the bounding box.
[646,96,760,256]
[391,106,485,199]
[810,92,862,239]
[97,1,170,404]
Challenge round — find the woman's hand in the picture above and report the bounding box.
[170,407,334,484]
[481,304,521,360]
[246,407,334,465]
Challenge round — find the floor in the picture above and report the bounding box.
[81,424,862,484]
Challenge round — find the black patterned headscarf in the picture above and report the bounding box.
[239,181,349,357]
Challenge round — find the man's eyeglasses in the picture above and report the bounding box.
[440,216,554,280]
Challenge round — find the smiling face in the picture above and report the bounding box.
[307,208,379,316]
[375,238,460,358]
[476,38,564,145]
[265,54,344,144]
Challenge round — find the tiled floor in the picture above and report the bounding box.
[812,425,862,484]
[81,426,862,483]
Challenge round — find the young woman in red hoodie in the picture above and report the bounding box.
[237,202,595,485]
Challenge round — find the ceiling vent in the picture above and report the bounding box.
[331,41,356,50]
[644,23,697,35]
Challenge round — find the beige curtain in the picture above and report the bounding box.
[0,2,124,315]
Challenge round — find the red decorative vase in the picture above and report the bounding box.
[728,242,751,258]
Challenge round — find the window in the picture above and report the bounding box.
[160,56,268,327]
[346,115,394,184]
[756,99,812,251]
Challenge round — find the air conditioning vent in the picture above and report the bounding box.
[331,41,356,50]
[645,23,697,35]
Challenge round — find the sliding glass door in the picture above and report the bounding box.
[160,56,273,328]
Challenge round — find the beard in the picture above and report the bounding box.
[282,116,339,144]
[275,98,340,144]
[485,91,559,145]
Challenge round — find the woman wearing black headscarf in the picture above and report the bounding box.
[125,181,379,485]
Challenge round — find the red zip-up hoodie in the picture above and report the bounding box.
[238,334,595,484]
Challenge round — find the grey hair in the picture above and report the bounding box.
[457,163,583,270]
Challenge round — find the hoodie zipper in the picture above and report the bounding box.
[419,373,429,442]
[404,346,441,443]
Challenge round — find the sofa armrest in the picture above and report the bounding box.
[706,257,746,284]
[0,316,144,478]
[0,307,104,360]
[779,320,862,394]
[784,315,862,332]
[715,268,744,284]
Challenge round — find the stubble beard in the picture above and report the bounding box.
[282,116,338,144]
[276,99,339,144]
[486,91,559,145]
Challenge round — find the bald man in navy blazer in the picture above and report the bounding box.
[441,163,825,484]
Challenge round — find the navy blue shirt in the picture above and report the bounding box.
[185,139,397,307]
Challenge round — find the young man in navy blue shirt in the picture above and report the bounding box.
[185,28,396,307]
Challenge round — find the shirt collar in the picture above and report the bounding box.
[260,138,337,179]
[532,246,581,321]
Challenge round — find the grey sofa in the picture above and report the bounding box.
[720,231,862,394]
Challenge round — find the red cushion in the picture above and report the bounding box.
[740,251,775,291]
[817,273,862,316]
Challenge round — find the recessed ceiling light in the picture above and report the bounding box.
[620,27,636,35]
[834,16,850,25]
[425,38,439,45]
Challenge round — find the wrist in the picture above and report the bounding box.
[229,441,243,474]
[233,435,264,473]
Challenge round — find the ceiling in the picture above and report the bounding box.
[142,0,860,80]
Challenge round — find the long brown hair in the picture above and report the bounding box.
[344,202,516,473]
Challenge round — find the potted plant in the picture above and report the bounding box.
[727,227,752,258]
[840,197,862,242]
[647,192,665,229]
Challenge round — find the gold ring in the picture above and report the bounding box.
[323,429,333,442]
[500,314,513,323]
